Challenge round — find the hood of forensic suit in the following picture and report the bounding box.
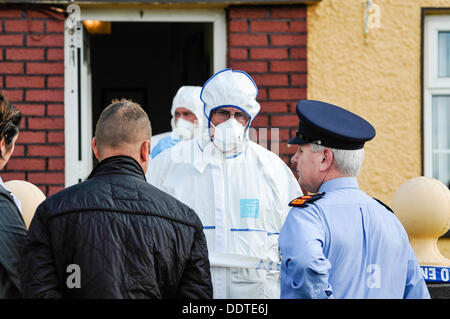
[170,86,203,140]
[199,68,261,153]
[200,68,260,122]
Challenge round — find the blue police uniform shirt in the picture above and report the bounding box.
[279,177,430,299]
[151,135,180,159]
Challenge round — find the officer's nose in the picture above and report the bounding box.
[290,153,298,166]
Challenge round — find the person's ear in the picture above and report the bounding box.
[0,136,6,159]
[320,148,334,171]
[92,137,100,160]
[0,136,5,150]
[140,139,150,163]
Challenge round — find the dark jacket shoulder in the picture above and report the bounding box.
[0,184,27,299]
[41,156,202,229]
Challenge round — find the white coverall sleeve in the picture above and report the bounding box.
[280,206,333,299]
[273,158,302,220]
[146,150,171,190]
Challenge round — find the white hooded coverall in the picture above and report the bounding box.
[147,69,301,298]
[150,86,203,153]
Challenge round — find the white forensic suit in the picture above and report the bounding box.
[150,86,203,157]
[147,69,301,298]
[149,131,170,152]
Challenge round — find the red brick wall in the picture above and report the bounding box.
[227,5,307,165]
[0,6,65,196]
[1,4,305,196]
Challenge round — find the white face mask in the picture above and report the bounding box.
[211,118,246,153]
[172,118,195,140]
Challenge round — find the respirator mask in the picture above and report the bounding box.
[172,118,195,140]
[211,118,246,153]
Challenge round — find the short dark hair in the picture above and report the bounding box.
[0,91,21,159]
[95,98,151,156]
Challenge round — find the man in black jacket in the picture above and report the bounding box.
[19,99,213,298]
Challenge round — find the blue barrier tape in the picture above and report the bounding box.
[420,265,450,283]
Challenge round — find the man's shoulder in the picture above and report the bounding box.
[151,138,196,162]
[287,193,326,218]
[39,178,98,211]
[289,193,325,208]
[308,187,395,216]
[247,140,275,154]
[0,187,23,225]
[0,186,17,207]
[41,175,202,229]
[247,141,288,166]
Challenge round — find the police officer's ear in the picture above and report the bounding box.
[319,148,334,172]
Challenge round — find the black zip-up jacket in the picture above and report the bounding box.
[19,155,212,299]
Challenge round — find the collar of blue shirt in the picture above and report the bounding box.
[318,177,359,193]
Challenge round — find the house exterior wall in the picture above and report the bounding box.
[0,6,65,196]
[227,5,307,165]
[307,0,450,204]
[1,3,307,196]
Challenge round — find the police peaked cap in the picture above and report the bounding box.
[288,100,376,150]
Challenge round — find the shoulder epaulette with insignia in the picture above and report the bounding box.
[289,193,325,207]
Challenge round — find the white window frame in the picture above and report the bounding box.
[423,14,450,180]
[64,8,227,187]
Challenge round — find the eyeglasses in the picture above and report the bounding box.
[212,109,250,125]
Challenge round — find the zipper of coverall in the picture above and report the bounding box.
[222,154,231,299]
[211,153,227,299]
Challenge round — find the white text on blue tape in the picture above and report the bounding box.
[420,266,450,282]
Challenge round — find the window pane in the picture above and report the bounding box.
[432,95,450,188]
[438,31,450,77]
[433,153,450,188]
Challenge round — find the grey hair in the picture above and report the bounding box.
[309,143,365,177]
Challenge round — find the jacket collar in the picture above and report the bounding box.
[88,155,146,181]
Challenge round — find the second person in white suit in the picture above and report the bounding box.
[150,85,203,158]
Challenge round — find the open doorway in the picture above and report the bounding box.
[90,22,213,138]
[64,9,226,187]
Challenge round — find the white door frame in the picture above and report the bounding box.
[64,8,227,187]
[64,19,93,187]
